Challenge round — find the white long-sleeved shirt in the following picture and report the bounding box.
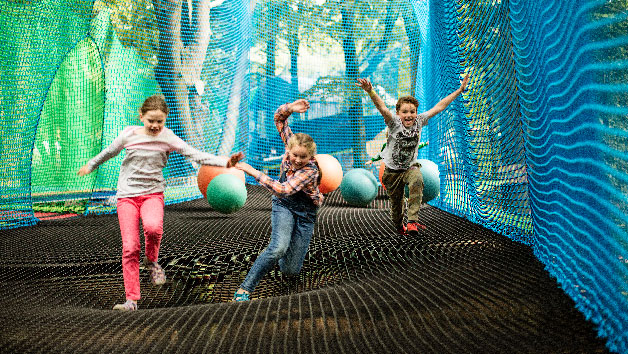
[88,126,227,198]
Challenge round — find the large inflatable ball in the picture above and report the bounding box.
[198,165,246,198]
[416,159,440,203]
[206,173,247,214]
[315,154,343,194]
[340,168,378,207]
[357,167,379,187]
[379,160,440,203]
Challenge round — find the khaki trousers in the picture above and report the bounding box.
[381,163,424,229]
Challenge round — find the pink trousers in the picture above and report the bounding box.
[117,192,164,300]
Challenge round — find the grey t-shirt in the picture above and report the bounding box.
[88,126,227,199]
[380,113,429,170]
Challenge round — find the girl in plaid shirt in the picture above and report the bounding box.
[233,99,323,301]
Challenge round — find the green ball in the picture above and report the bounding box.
[340,168,378,207]
[206,173,247,214]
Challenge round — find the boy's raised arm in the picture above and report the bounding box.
[424,74,469,119]
[356,78,394,125]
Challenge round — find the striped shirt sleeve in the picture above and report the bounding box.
[274,103,294,146]
[255,166,318,198]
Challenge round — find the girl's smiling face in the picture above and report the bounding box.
[140,109,166,136]
[397,103,418,128]
[288,145,312,170]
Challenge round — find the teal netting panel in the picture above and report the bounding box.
[423,1,627,351]
[509,0,628,351]
[0,0,627,351]
[429,0,532,242]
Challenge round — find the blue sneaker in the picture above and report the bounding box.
[233,291,250,302]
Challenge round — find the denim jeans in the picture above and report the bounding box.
[240,196,317,293]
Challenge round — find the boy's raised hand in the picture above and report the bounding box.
[226,152,245,168]
[460,74,470,92]
[289,99,310,113]
[356,78,373,92]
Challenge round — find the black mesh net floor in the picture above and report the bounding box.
[0,186,609,353]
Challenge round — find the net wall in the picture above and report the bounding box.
[510,1,628,351]
[0,0,626,352]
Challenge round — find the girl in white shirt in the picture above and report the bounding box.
[78,94,243,311]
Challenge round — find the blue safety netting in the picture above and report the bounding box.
[0,0,626,351]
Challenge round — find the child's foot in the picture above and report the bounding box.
[233,289,250,302]
[396,225,408,236]
[406,221,426,235]
[113,299,137,311]
[145,259,166,285]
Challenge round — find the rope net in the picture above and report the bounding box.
[0,0,626,352]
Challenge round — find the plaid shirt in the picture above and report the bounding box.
[255,104,324,207]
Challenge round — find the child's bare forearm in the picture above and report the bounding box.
[436,87,463,111]
[368,90,394,122]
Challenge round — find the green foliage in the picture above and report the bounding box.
[32,199,88,214]
[251,0,417,102]
[92,0,159,66]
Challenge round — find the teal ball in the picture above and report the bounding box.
[418,159,440,203]
[356,167,379,187]
[206,173,247,214]
[340,168,378,207]
[404,159,440,203]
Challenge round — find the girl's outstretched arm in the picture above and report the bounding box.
[236,161,318,198]
[77,129,128,176]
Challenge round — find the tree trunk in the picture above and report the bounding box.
[341,5,366,167]
[361,0,398,78]
[264,1,278,133]
[288,2,302,100]
[153,0,223,149]
[402,4,420,97]
[217,0,253,155]
[218,43,249,156]
[288,32,300,100]
[153,0,188,139]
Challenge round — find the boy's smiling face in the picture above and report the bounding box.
[397,103,418,128]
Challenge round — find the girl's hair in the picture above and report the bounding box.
[141,95,169,115]
[288,133,322,183]
[395,96,419,112]
[287,133,316,156]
